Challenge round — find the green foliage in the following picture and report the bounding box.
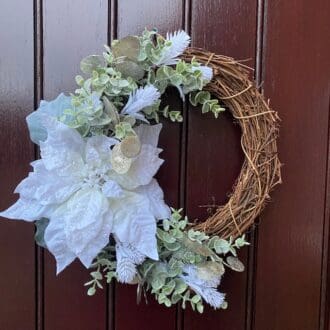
[83,209,248,313]
[84,245,117,295]
[34,218,49,248]
[56,29,223,139]
[189,91,225,118]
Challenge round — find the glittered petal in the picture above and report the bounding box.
[77,208,113,268]
[134,179,170,219]
[26,93,72,145]
[44,211,76,274]
[15,161,80,205]
[85,135,118,167]
[111,192,158,260]
[64,188,110,258]
[102,180,124,198]
[134,124,162,147]
[39,116,85,175]
[0,198,52,221]
[110,145,163,190]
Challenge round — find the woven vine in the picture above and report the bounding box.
[183,47,282,239]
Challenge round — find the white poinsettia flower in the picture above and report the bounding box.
[0,116,170,273]
[121,85,160,122]
[181,264,225,309]
[156,30,191,66]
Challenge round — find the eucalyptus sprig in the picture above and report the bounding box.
[56,29,224,139]
[85,209,249,313]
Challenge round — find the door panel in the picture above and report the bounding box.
[184,1,257,329]
[0,1,329,329]
[42,1,108,329]
[0,1,35,329]
[254,1,330,329]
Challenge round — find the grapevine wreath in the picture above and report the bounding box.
[1,30,281,312]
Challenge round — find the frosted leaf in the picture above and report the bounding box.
[115,241,145,283]
[181,264,225,309]
[191,65,213,81]
[156,30,190,66]
[116,257,137,283]
[122,85,160,119]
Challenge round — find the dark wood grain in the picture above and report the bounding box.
[254,0,330,329]
[184,1,257,329]
[114,2,184,329]
[0,1,329,329]
[325,128,330,330]
[42,1,108,329]
[0,1,36,329]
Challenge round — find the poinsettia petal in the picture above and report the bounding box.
[110,144,163,190]
[110,192,158,260]
[85,135,117,167]
[134,124,162,147]
[134,179,170,219]
[63,188,110,257]
[77,208,113,268]
[0,198,53,221]
[102,180,124,198]
[44,209,76,274]
[39,116,85,176]
[15,160,80,205]
[26,93,72,145]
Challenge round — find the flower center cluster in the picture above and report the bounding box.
[83,165,109,189]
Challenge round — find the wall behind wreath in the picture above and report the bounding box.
[0,0,329,330]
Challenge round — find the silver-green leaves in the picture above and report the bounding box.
[84,209,248,313]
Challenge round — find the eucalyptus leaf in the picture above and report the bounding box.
[34,218,50,248]
[87,286,96,296]
[80,55,106,74]
[116,60,145,80]
[112,36,141,61]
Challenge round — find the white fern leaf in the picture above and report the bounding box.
[116,256,137,283]
[188,283,225,309]
[115,241,146,283]
[181,264,224,309]
[156,30,191,65]
[118,242,145,264]
[122,85,160,118]
[192,65,213,81]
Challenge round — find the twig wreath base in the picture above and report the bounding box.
[0,30,281,312]
[183,48,282,239]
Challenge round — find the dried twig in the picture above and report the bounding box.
[182,48,282,239]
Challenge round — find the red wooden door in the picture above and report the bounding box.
[0,1,329,330]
